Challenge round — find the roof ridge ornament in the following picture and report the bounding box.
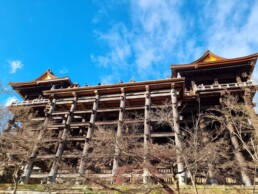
[191,50,226,64]
[47,68,53,74]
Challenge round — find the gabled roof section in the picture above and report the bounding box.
[34,69,59,81]
[9,69,73,100]
[171,51,258,77]
[191,50,226,64]
[9,69,73,88]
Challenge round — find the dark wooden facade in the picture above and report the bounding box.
[9,51,258,185]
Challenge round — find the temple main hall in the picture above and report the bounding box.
[8,51,258,185]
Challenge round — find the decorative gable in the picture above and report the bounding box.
[34,69,58,81]
[202,54,218,62]
[191,50,226,64]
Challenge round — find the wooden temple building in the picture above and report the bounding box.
[9,51,258,185]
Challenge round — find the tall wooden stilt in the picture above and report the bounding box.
[226,116,252,186]
[112,88,126,183]
[21,98,57,184]
[171,84,186,185]
[220,93,252,186]
[54,118,67,153]
[48,95,77,183]
[244,89,258,139]
[143,86,151,184]
[77,91,99,182]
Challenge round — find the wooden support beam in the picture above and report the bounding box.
[77,91,99,183]
[48,96,78,183]
[52,89,172,106]
[244,89,258,139]
[171,84,186,185]
[20,98,57,184]
[219,93,251,186]
[143,86,151,184]
[226,115,251,186]
[47,119,144,130]
[112,88,126,181]
[54,118,66,152]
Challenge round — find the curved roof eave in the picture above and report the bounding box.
[171,52,258,71]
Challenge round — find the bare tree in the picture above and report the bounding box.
[206,93,256,186]
[150,101,237,194]
[73,104,236,194]
[0,107,50,194]
[0,106,12,133]
[180,116,236,193]
[0,81,12,133]
[73,112,176,193]
[2,95,254,194]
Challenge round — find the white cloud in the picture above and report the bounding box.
[201,0,258,112]
[202,0,258,58]
[59,67,68,75]
[5,96,18,106]
[91,1,189,82]
[91,8,108,24]
[100,75,114,85]
[8,60,23,74]
[91,0,258,82]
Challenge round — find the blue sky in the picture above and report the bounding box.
[0,0,258,106]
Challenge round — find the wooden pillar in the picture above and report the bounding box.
[244,89,258,139]
[213,79,219,85]
[77,91,99,182]
[112,88,126,181]
[236,75,242,83]
[54,117,67,153]
[143,86,151,184]
[226,116,252,186]
[171,84,186,185]
[48,95,77,183]
[191,80,196,93]
[20,98,57,184]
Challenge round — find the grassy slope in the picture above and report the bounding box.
[0,184,256,193]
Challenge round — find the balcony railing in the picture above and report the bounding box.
[11,99,50,106]
[194,80,257,92]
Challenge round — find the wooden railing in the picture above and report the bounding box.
[11,99,50,106]
[194,80,257,92]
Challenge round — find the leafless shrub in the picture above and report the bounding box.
[0,107,51,194]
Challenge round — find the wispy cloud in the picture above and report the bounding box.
[91,8,108,24]
[91,0,258,83]
[91,1,189,82]
[100,75,114,85]
[5,96,18,106]
[59,67,68,75]
[8,60,23,74]
[202,0,258,58]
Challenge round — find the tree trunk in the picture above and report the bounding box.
[12,167,19,194]
[171,86,186,185]
[227,118,252,186]
[188,171,198,194]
